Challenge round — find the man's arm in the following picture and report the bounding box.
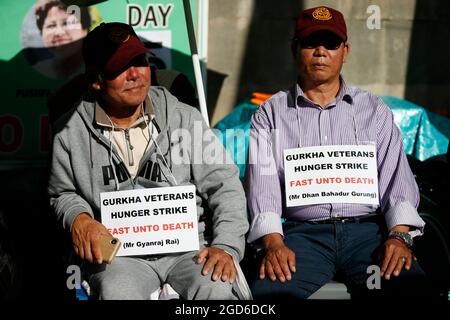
[245,107,284,243]
[375,100,425,279]
[48,134,110,264]
[245,107,296,282]
[376,99,425,233]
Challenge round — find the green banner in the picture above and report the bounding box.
[0,0,197,162]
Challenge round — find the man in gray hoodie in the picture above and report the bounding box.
[48,22,249,300]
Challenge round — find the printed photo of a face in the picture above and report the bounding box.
[21,0,97,79]
[37,1,88,48]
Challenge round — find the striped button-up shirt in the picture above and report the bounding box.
[245,80,425,243]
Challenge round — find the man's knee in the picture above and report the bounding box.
[188,277,237,300]
[252,278,312,300]
[98,284,141,300]
[88,271,153,300]
[90,278,147,300]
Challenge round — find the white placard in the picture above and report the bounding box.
[284,145,379,207]
[100,185,199,256]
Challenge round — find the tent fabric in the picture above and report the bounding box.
[381,96,449,161]
[214,96,450,180]
[214,101,257,180]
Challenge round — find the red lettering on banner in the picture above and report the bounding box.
[162,222,194,230]
[108,227,130,235]
[132,224,160,233]
[0,115,23,152]
[316,177,342,184]
[289,179,313,187]
[344,177,375,184]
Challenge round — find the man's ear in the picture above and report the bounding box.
[342,42,350,63]
[91,82,101,91]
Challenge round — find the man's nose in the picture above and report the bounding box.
[313,45,327,56]
[126,66,140,80]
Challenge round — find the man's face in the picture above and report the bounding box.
[95,54,151,109]
[294,31,349,86]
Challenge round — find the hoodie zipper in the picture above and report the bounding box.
[123,128,135,167]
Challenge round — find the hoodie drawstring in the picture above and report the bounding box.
[89,131,93,168]
[105,117,120,191]
[142,104,178,186]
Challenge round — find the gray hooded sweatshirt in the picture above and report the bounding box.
[48,86,248,261]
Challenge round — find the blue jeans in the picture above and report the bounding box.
[251,218,430,299]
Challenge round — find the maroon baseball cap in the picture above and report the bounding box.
[295,6,347,41]
[82,22,149,76]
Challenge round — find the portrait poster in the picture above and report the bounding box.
[0,0,200,164]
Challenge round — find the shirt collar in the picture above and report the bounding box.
[95,94,154,129]
[293,76,353,108]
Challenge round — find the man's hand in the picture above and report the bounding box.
[380,226,413,280]
[196,247,237,283]
[260,233,296,283]
[71,213,111,264]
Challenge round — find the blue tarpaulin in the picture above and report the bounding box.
[214,101,257,180]
[382,96,449,161]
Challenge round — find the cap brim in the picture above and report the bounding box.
[103,35,149,76]
[297,25,347,41]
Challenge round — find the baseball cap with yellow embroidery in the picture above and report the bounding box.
[82,22,149,77]
[295,6,347,41]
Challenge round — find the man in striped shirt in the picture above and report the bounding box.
[245,6,430,299]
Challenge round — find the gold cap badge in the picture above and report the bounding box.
[312,7,332,21]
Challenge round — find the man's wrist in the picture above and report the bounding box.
[390,224,410,233]
[262,233,284,250]
[388,230,414,248]
[74,212,92,221]
[72,212,93,229]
